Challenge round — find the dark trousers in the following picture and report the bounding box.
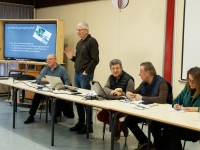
[29,93,65,117]
[75,103,93,127]
[169,126,199,150]
[125,115,149,145]
[150,121,165,149]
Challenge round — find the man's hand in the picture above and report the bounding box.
[110,90,121,96]
[126,91,136,99]
[115,88,122,92]
[110,88,123,96]
[41,78,48,82]
[64,47,74,59]
[132,94,142,101]
[82,71,88,75]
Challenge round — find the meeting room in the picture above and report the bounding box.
[0,0,200,150]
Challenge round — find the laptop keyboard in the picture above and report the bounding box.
[101,94,126,100]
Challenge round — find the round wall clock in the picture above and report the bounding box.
[112,0,129,9]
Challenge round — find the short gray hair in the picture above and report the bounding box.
[109,59,122,68]
[77,22,89,30]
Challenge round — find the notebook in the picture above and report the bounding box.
[45,75,64,90]
[91,80,125,100]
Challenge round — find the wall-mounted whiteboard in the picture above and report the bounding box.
[181,0,200,80]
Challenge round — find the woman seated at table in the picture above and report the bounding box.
[169,67,200,150]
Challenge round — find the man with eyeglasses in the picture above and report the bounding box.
[64,22,99,134]
[24,54,71,124]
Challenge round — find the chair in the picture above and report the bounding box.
[182,139,200,150]
[137,122,146,147]
[39,99,46,119]
[39,96,62,123]
[39,83,73,122]
[102,123,106,140]
[182,140,186,150]
[141,121,146,130]
[102,123,128,147]
[39,96,51,123]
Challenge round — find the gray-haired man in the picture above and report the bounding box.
[64,22,99,134]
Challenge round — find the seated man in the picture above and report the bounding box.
[24,54,71,124]
[97,59,135,141]
[124,62,172,150]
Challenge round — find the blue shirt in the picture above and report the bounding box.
[37,64,70,85]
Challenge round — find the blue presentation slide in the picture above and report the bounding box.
[4,24,57,60]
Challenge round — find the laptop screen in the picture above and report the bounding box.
[91,80,125,100]
[45,75,64,90]
[91,80,108,99]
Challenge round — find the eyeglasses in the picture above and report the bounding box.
[46,58,55,62]
[76,29,86,32]
[187,79,195,84]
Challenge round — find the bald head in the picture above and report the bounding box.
[47,54,56,58]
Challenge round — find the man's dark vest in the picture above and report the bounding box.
[109,71,134,93]
[141,75,172,104]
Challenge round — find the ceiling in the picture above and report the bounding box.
[0,0,97,8]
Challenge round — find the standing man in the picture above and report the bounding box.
[97,59,134,141]
[124,62,172,150]
[64,22,99,134]
[24,54,71,124]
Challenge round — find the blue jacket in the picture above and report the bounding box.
[141,75,172,104]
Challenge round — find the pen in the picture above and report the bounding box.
[178,100,181,110]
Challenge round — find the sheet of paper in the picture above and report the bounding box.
[132,100,142,104]
[168,107,185,113]
[132,105,145,110]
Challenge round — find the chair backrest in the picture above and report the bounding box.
[166,82,173,104]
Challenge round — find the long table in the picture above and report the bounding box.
[0,78,200,150]
[106,101,200,150]
[0,78,114,146]
[52,89,200,150]
[0,78,52,127]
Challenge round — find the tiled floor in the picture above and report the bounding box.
[0,96,199,150]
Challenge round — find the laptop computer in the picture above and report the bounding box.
[91,80,125,100]
[45,75,81,95]
[45,75,64,90]
[0,76,9,80]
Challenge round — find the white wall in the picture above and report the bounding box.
[36,0,188,96]
[172,0,187,97]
